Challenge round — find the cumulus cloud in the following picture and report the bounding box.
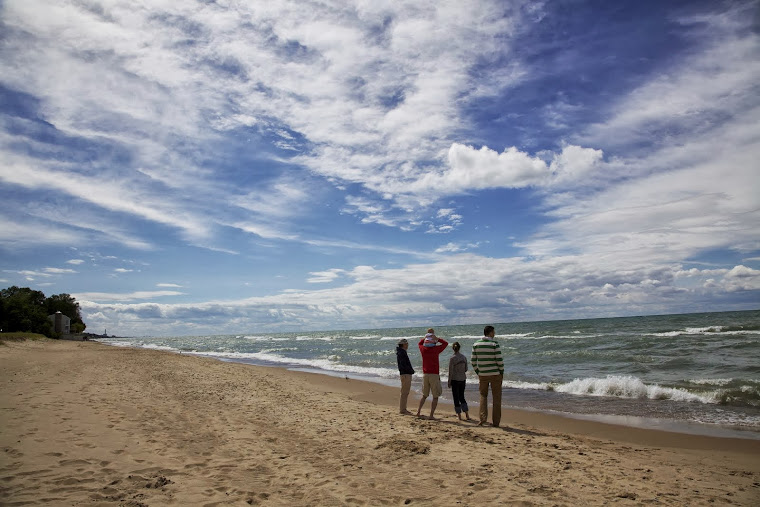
[721,265,760,292]
[403,142,604,195]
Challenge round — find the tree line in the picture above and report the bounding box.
[0,286,86,337]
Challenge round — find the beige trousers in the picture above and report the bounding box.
[478,374,503,427]
[399,374,412,412]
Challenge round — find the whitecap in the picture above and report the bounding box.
[553,375,715,404]
[186,350,399,379]
[688,378,734,386]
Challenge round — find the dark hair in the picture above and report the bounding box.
[484,325,495,336]
[452,341,461,352]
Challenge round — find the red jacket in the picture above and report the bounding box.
[418,338,448,374]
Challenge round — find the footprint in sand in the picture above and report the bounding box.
[3,447,24,459]
[58,459,91,466]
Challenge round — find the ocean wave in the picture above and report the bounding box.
[142,343,180,352]
[100,339,145,348]
[653,325,760,337]
[500,333,541,340]
[552,375,715,404]
[447,334,484,340]
[548,376,760,408]
[688,378,735,386]
[504,380,552,391]
[380,335,417,341]
[187,349,399,379]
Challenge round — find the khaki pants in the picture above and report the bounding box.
[399,374,412,412]
[478,374,503,427]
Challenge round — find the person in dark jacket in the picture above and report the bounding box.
[396,338,415,414]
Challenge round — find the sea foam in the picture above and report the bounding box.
[553,375,715,404]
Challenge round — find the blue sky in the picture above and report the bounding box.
[1,0,758,336]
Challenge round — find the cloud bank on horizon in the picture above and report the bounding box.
[1,0,758,336]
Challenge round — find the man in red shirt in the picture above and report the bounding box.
[415,335,448,419]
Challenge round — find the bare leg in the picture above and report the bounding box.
[429,398,438,419]
[416,396,427,417]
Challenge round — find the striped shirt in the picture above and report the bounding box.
[471,337,504,376]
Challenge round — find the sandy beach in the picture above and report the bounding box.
[1,339,759,506]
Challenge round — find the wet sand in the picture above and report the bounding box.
[1,339,759,505]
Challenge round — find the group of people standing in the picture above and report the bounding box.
[395,325,505,427]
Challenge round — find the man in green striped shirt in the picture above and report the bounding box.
[471,325,504,427]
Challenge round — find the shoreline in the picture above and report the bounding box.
[105,340,760,442]
[283,367,760,452]
[2,339,759,505]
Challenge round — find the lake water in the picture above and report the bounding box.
[99,309,760,439]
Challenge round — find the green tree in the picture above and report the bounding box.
[0,286,54,336]
[45,293,86,332]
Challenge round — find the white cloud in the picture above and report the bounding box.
[67,259,85,265]
[2,0,758,246]
[0,157,211,243]
[307,269,345,284]
[520,109,760,266]
[434,242,480,254]
[114,268,134,273]
[721,265,760,292]
[391,143,604,196]
[229,221,300,242]
[8,270,52,279]
[75,290,184,302]
[548,144,604,185]
[233,178,311,219]
[579,5,760,154]
[2,1,758,337]
[43,267,77,274]
[157,283,183,288]
[0,217,89,250]
[78,253,758,336]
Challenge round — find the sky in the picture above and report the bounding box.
[1,0,759,337]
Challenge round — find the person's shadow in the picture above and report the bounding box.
[424,416,547,438]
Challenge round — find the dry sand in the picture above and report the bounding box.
[1,339,759,506]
